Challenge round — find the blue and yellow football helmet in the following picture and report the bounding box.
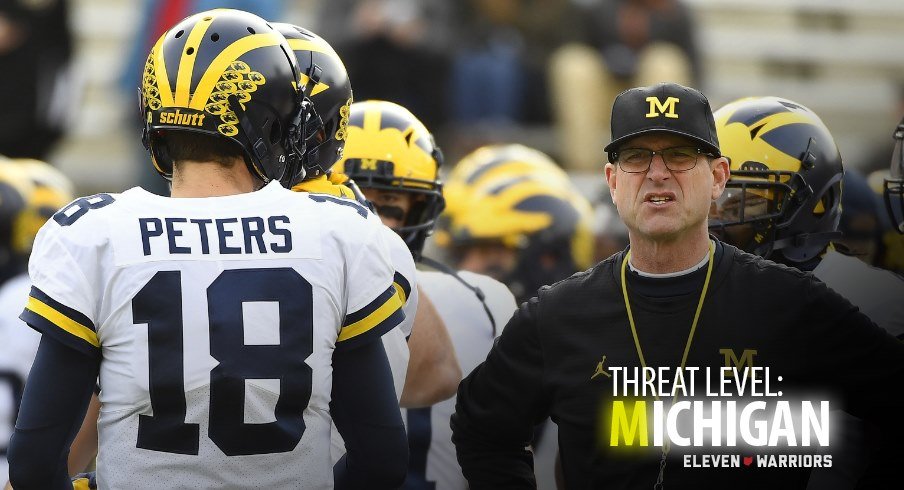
[0,160,36,282]
[333,100,444,258]
[140,9,304,183]
[711,96,844,264]
[441,145,593,301]
[275,23,353,184]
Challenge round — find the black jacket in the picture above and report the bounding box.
[452,242,904,489]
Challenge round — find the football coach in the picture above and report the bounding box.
[451,82,904,489]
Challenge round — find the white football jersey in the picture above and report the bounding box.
[328,227,417,464]
[402,269,516,490]
[0,273,40,484]
[289,177,418,400]
[21,182,404,490]
[383,227,417,398]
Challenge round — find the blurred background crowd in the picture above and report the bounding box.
[1,0,902,274]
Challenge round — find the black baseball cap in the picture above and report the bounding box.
[604,82,721,160]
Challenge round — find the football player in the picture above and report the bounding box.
[0,161,38,487]
[710,96,904,336]
[440,144,595,303]
[276,23,461,408]
[0,159,99,488]
[710,96,904,489]
[8,10,407,489]
[439,146,594,488]
[334,99,518,490]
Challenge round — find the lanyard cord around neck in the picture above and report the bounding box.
[619,241,715,490]
[620,241,715,380]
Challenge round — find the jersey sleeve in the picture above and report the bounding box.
[337,214,406,351]
[18,221,100,358]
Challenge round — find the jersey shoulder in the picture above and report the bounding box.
[29,191,131,279]
[42,190,126,242]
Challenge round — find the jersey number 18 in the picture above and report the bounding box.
[132,268,313,456]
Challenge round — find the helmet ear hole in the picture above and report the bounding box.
[269,119,281,145]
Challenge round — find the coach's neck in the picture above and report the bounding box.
[627,226,712,274]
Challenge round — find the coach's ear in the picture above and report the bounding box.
[605,162,618,200]
[710,157,730,200]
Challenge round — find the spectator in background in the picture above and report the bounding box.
[317,0,453,131]
[857,82,904,176]
[120,0,284,195]
[450,0,579,126]
[549,0,700,171]
[0,0,73,160]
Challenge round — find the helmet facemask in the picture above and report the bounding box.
[884,118,904,234]
[710,167,805,257]
[342,158,445,259]
[711,97,844,264]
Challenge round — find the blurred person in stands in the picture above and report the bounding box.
[335,99,518,490]
[0,0,73,159]
[549,0,700,171]
[317,0,453,131]
[449,0,580,126]
[857,82,904,176]
[120,0,284,195]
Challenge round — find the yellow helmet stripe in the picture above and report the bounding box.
[287,38,330,55]
[299,73,330,96]
[175,13,216,106]
[363,104,381,132]
[288,39,340,97]
[151,34,174,107]
[752,111,815,135]
[189,33,286,110]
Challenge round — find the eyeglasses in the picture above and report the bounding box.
[611,146,715,173]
